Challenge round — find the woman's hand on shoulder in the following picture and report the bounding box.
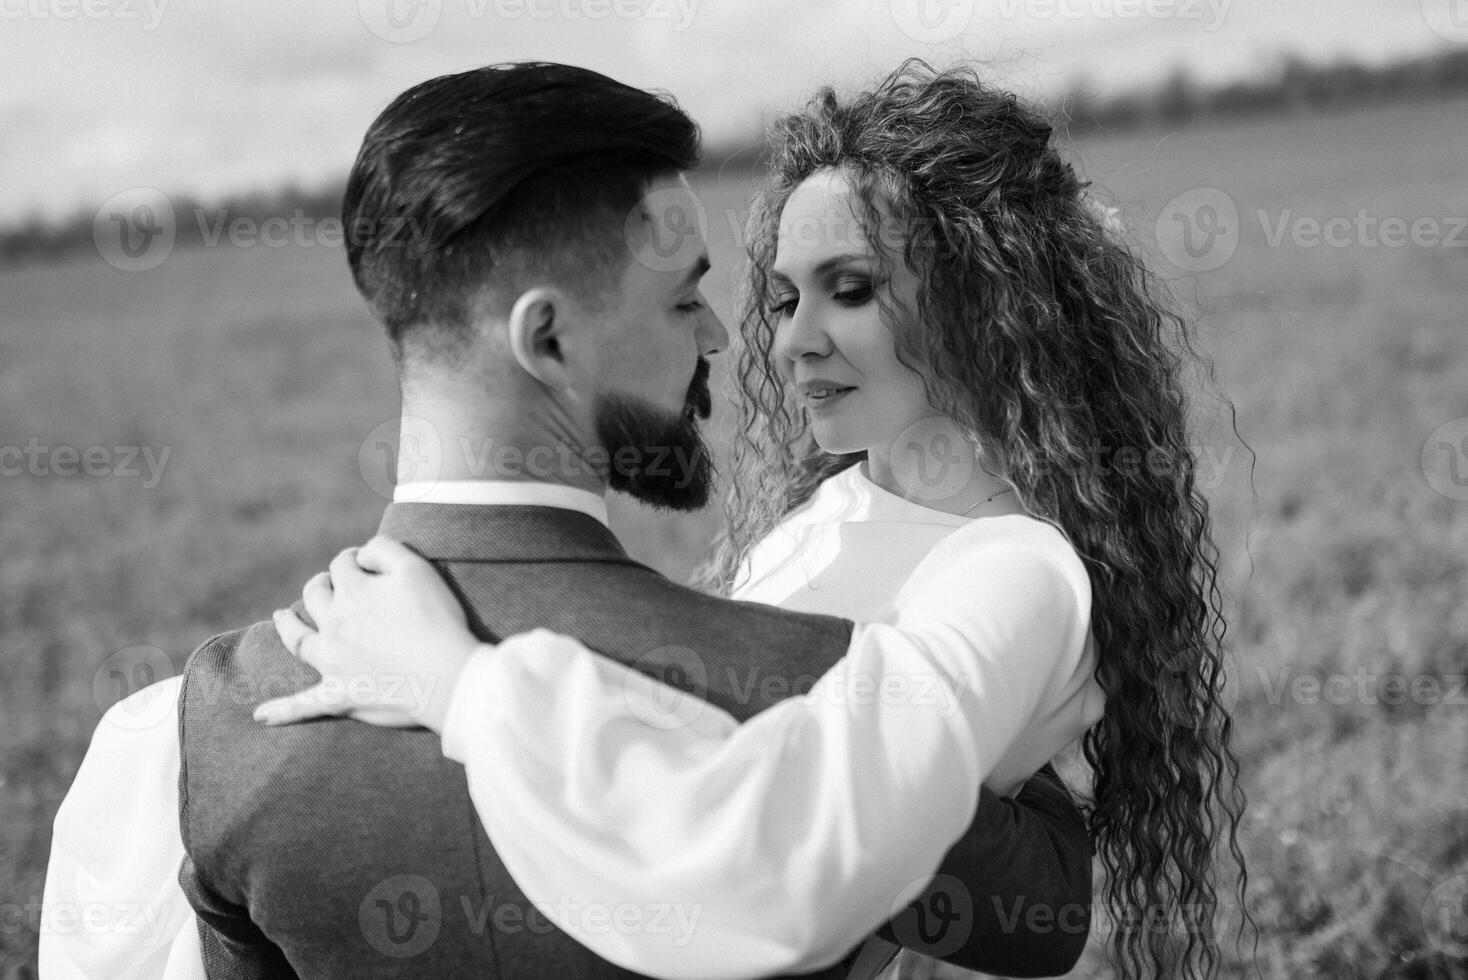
[256,536,484,733]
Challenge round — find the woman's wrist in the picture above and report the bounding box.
[414,634,483,734]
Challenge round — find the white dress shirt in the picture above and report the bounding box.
[38,479,608,979]
[435,462,1104,978]
[392,479,610,526]
[40,470,1104,979]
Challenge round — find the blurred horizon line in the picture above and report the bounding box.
[5,43,1466,268]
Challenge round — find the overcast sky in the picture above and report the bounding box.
[0,0,1455,223]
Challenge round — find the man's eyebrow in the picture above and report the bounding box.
[681,254,711,286]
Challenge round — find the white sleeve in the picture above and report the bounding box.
[39,677,205,980]
[438,534,1092,979]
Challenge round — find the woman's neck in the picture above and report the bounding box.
[863,440,1017,518]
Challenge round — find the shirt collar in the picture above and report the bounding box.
[392,479,610,529]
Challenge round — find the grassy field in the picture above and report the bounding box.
[2,95,1466,978]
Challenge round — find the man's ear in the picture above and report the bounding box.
[507,287,576,391]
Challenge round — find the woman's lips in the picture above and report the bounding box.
[804,386,855,409]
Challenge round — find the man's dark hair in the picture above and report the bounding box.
[343,62,700,364]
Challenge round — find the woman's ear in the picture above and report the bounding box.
[507,287,575,391]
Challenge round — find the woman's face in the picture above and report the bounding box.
[769,168,936,458]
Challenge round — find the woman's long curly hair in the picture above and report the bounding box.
[691,60,1251,978]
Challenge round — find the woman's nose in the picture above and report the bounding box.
[775,305,831,363]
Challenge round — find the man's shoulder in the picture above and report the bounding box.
[457,555,854,649]
[450,558,858,720]
[600,564,856,657]
[69,620,268,796]
[593,559,849,627]
[178,617,318,719]
[181,620,267,666]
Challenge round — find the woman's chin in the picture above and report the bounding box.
[809,425,864,457]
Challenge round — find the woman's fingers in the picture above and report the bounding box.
[260,536,476,735]
[273,609,328,672]
[357,536,421,575]
[293,630,326,673]
[301,571,333,626]
[329,547,368,589]
[253,685,342,726]
[273,608,313,659]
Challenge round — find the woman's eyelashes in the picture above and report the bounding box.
[767,294,798,318]
[832,277,873,304]
[767,277,875,319]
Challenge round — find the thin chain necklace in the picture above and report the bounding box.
[961,486,1013,517]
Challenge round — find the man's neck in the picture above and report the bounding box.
[395,394,609,495]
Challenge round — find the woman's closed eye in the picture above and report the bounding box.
[768,280,872,319]
[832,277,873,305]
[767,293,798,318]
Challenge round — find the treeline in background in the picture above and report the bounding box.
[4,45,1468,268]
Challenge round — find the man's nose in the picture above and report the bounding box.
[698,304,730,357]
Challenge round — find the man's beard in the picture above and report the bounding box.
[593,357,714,512]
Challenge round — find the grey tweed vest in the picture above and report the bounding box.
[177,503,856,979]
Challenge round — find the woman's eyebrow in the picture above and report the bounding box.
[769,253,872,284]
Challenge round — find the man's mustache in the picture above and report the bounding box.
[685,357,713,421]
